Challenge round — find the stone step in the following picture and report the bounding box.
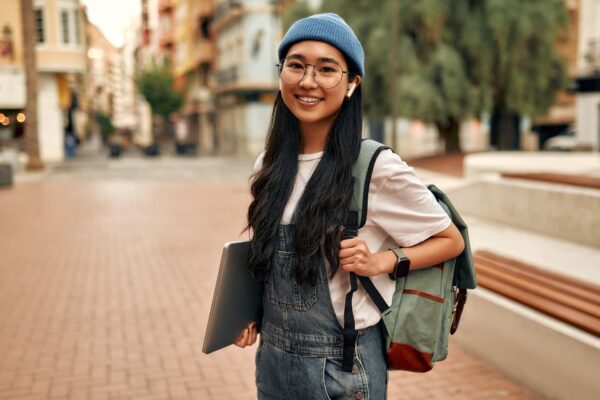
[464,152,600,178]
[460,214,600,284]
[446,175,600,247]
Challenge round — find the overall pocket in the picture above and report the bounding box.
[268,251,317,311]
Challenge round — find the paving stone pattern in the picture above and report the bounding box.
[0,171,542,399]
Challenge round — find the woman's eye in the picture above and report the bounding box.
[287,62,305,70]
[319,66,336,73]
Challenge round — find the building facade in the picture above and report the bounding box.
[211,0,280,155]
[575,0,600,150]
[0,0,86,162]
[85,20,119,121]
[172,0,217,153]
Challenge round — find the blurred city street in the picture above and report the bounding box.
[0,154,543,400]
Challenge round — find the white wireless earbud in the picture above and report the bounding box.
[347,83,357,98]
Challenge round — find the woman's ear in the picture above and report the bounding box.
[346,76,361,98]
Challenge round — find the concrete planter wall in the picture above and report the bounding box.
[0,163,12,187]
[454,288,600,400]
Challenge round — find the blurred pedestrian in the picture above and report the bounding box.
[236,13,464,399]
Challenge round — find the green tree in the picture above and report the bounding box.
[393,0,492,153]
[135,61,184,140]
[282,0,314,31]
[95,112,115,143]
[486,0,569,149]
[322,0,489,152]
[321,0,568,152]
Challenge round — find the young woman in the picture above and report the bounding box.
[235,13,465,400]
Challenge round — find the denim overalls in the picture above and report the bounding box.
[256,225,388,399]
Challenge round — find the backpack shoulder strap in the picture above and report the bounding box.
[341,139,389,373]
[347,139,391,314]
[349,139,390,229]
[427,184,477,290]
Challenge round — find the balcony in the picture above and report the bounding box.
[195,0,214,17]
[159,0,174,13]
[215,66,238,86]
[212,0,242,31]
[193,40,215,67]
[159,32,174,49]
[214,0,241,20]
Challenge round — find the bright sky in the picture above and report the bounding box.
[81,0,140,47]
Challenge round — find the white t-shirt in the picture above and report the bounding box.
[253,149,451,329]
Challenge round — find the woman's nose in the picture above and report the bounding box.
[299,65,318,88]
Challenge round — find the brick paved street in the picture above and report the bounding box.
[0,156,543,399]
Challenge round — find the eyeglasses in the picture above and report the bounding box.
[277,58,349,89]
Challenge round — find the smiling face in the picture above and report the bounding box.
[279,41,360,138]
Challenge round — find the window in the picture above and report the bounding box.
[61,10,70,44]
[176,2,187,24]
[34,8,45,43]
[176,43,186,65]
[73,9,80,44]
[199,16,211,39]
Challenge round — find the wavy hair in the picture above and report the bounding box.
[246,84,363,284]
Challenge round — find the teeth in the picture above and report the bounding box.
[298,96,321,103]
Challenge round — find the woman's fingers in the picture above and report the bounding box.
[339,247,357,259]
[234,327,249,347]
[340,237,374,275]
[248,323,258,345]
[340,237,361,248]
[234,322,259,348]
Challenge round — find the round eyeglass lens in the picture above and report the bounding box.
[278,59,344,89]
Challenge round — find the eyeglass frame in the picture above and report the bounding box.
[276,57,353,89]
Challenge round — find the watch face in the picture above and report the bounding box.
[395,257,410,278]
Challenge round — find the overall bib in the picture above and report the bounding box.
[256,225,388,400]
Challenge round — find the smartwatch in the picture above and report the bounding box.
[389,248,410,280]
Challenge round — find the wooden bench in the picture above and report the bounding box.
[501,172,600,190]
[472,250,600,337]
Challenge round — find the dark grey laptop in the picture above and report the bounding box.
[202,240,263,354]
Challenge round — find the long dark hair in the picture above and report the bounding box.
[246,83,363,284]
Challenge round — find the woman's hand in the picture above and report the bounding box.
[234,322,258,348]
[339,237,395,277]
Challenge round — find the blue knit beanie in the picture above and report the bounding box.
[278,13,365,77]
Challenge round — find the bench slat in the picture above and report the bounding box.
[475,261,600,319]
[473,250,600,337]
[475,250,600,305]
[476,274,600,336]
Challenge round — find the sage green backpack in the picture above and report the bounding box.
[341,139,477,373]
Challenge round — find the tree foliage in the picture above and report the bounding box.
[95,112,115,142]
[319,0,569,151]
[486,0,568,115]
[135,61,184,120]
[282,0,315,31]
